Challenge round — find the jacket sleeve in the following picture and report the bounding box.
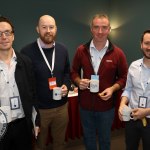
[115,48,128,89]
[63,50,71,90]
[21,54,40,127]
[71,47,82,85]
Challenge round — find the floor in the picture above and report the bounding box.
[44,128,142,150]
[60,128,142,150]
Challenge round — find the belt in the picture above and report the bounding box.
[130,118,150,126]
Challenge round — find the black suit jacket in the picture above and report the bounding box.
[15,52,40,128]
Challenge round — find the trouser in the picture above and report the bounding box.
[125,118,150,150]
[80,107,114,150]
[0,118,32,150]
[35,103,68,150]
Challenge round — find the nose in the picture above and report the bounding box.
[0,33,7,38]
[98,27,103,33]
[47,27,52,32]
[47,28,50,32]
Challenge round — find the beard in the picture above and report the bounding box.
[142,49,150,59]
[39,33,56,44]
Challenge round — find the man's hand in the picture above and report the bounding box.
[118,104,128,121]
[98,87,113,101]
[34,126,40,139]
[61,84,68,97]
[131,108,147,120]
[79,79,90,90]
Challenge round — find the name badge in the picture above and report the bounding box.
[10,96,20,110]
[91,75,99,80]
[138,96,147,108]
[48,77,57,90]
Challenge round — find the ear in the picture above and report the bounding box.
[36,26,39,34]
[12,34,15,42]
[109,26,111,32]
[140,42,142,49]
[55,25,57,32]
[107,26,111,34]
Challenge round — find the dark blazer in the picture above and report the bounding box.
[15,52,40,128]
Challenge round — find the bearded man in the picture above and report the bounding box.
[21,15,71,150]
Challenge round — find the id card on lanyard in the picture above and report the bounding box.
[48,77,57,90]
[37,38,57,90]
[138,96,147,108]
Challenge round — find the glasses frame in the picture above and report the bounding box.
[0,30,13,37]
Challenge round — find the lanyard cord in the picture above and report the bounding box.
[37,38,55,77]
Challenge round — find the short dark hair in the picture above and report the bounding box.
[141,29,150,42]
[0,16,14,33]
[91,14,110,27]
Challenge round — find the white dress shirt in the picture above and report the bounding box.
[0,51,25,123]
[90,40,108,74]
[122,58,150,117]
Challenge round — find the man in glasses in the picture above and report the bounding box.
[71,14,128,150]
[0,16,40,150]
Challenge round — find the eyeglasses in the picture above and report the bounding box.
[0,31,13,37]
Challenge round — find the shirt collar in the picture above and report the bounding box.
[12,49,17,61]
[0,49,16,64]
[140,57,150,69]
[90,40,109,51]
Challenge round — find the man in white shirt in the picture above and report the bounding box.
[119,29,150,150]
[0,16,40,150]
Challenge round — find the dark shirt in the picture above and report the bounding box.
[21,41,71,109]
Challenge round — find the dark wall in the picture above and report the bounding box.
[1,0,149,64]
[0,0,110,62]
[110,0,150,65]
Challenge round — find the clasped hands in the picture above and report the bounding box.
[118,104,147,121]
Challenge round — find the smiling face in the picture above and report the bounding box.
[0,22,14,52]
[141,33,150,59]
[91,15,111,43]
[36,15,57,45]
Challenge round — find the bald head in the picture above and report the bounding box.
[38,15,56,27]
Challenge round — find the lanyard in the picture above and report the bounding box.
[37,38,55,77]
